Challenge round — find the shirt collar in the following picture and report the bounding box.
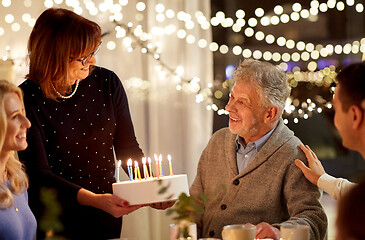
[235,136,245,151]
[235,122,278,152]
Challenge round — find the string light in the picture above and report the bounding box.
[154,0,365,64]
[112,20,203,97]
[0,0,360,121]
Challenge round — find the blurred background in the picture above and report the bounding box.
[1,0,365,239]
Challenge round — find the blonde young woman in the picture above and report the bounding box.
[0,80,36,240]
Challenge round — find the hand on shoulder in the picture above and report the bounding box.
[294,144,326,185]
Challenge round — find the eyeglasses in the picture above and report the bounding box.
[76,41,102,66]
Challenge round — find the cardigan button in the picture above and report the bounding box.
[221,204,227,210]
[209,231,215,237]
[233,179,240,185]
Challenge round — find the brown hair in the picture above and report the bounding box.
[26,8,101,100]
[336,61,365,112]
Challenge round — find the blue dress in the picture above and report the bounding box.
[0,181,37,240]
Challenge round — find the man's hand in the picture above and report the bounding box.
[149,200,175,210]
[255,222,280,240]
[294,144,326,185]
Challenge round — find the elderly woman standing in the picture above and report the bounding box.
[0,80,36,240]
[18,8,144,239]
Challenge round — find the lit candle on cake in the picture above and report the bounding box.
[168,154,173,176]
[142,157,149,179]
[154,154,160,179]
[159,154,164,176]
[148,157,153,178]
[127,158,133,181]
[116,160,121,182]
[135,161,142,181]
[134,161,138,181]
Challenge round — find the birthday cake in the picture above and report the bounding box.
[112,174,189,205]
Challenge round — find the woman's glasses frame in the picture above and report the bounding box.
[75,41,102,66]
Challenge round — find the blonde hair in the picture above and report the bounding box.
[0,80,29,208]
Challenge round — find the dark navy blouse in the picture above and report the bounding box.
[19,66,144,239]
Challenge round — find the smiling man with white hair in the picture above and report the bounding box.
[190,59,327,240]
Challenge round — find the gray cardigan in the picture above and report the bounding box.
[190,120,327,240]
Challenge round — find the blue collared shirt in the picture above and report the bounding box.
[235,124,277,174]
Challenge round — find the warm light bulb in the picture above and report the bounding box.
[209,42,219,52]
[260,16,270,26]
[219,45,229,54]
[255,8,264,17]
[136,2,146,11]
[232,46,242,55]
[242,49,252,58]
[292,3,302,12]
[5,14,14,23]
[274,5,284,15]
[235,9,245,18]
[280,14,290,23]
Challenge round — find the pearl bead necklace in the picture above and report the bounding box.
[52,80,80,99]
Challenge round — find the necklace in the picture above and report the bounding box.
[51,80,80,99]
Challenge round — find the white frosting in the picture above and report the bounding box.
[112,174,189,205]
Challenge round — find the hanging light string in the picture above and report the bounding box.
[0,0,354,123]
[113,20,203,96]
[111,6,338,123]
[2,0,363,67]
[166,0,365,62]
[2,0,364,65]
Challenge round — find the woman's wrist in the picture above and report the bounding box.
[77,188,99,208]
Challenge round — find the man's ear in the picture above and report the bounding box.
[264,106,279,123]
[350,105,364,130]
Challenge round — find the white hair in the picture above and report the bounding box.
[233,59,291,119]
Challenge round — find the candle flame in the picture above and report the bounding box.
[148,157,152,164]
[134,161,139,167]
[168,154,173,176]
[159,154,162,162]
[117,160,122,168]
[142,157,146,164]
[154,153,158,162]
[127,158,132,166]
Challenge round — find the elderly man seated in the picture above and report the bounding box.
[190,59,327,240]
